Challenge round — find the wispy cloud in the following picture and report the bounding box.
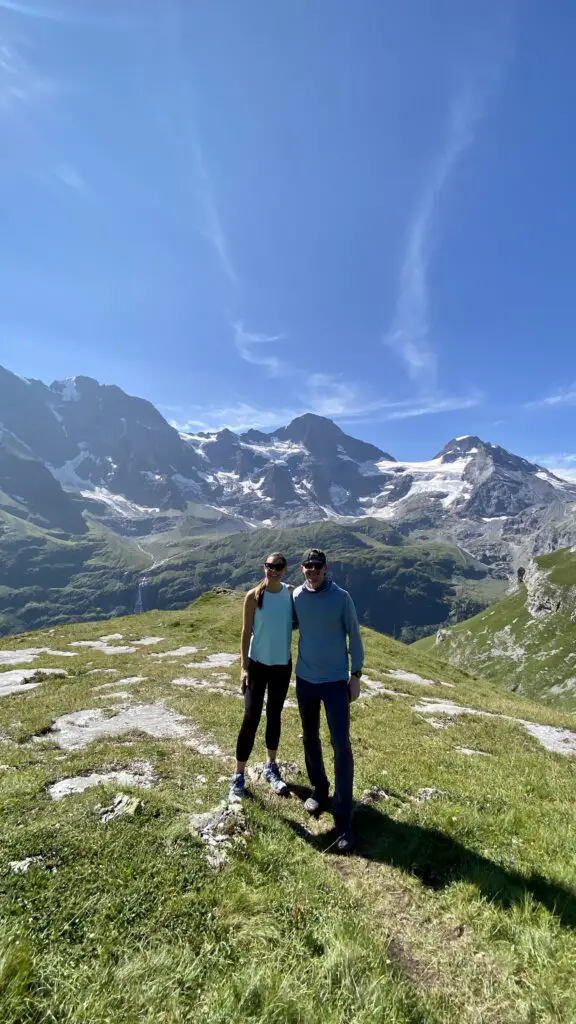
[0,1,141,31]
[167,386,482,435]
[0,0,62,19]
[384,90,482,388]
[303,373,359,417]
[0,39,51,113]
[169,403,302,435]
[232,321,286,376]
[164,23,491,433]
[531,453,576,483]
[526,384,576,410]
[195,145,239,288]
[361,391,482,423]
[0,1,111,25]
[0,37,92,199]
[53,163,92,196]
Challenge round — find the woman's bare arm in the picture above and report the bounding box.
[240,590,257,676]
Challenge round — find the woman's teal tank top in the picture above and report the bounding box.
[248,584,292,666]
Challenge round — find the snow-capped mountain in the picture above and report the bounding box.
[1,365,575,570]
[178,425,575,531]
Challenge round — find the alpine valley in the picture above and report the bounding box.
[1,364,576,636]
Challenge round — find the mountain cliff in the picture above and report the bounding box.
[414,546,576,709]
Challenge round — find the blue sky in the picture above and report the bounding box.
[0,0,575,478]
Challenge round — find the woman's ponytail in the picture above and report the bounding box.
[254,577,267,610]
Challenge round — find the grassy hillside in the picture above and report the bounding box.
[0,513,506,639]
[1,592,575,1021]
[145,519,507,640]
[0,510,149,635]
[414,547,576,709]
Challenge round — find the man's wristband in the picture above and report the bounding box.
[350,670,362,678]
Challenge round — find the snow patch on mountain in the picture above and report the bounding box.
[358,460,384,476]
[238,439,306,463]
[368,455,475,514]
[54,378,81,402]
[81,488,161,518]
[329,483,351,506]
[48,452,94,490]
[535,470,566,490]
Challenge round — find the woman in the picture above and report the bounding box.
[229,553,294,799]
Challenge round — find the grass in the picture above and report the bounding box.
[144,519,507,640]
[1,513,507,640]
[414,547,576,710]
[0,512,151,636]
[1,592,576,1021]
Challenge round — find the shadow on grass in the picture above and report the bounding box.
[277,791,576,930]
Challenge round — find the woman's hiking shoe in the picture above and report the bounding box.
[228,772,246,801]
[262,762,289,796]
[304,793,329,816]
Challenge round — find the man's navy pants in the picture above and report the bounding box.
[296,676,353,830]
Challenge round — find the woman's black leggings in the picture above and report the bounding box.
[235,659,292,762]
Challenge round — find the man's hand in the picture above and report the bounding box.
[240,667,249,694]
[348,672,361,702]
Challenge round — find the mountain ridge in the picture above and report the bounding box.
[1,362,576,636]
[1,364,574,569]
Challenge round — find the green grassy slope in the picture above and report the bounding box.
[1,593,575,1022]
[0,510,149,635]
[0,512,506,639]
[414,546,576,709]
[146,519,507,640]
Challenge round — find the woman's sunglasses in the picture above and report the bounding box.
[264,562,286,571]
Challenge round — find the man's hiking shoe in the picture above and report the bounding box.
[335,830,356,854]
[228,772,245,801]
[262,762,289,796]
[304,793,329,816]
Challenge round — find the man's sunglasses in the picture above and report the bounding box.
[265,562,286,571]
[303,561,325,570]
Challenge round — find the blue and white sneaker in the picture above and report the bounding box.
[261,761,289,796]
[228,771,246,801]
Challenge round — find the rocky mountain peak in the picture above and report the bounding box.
[50,376,96,401]
[437,436,559,481]
[240,429,271,444]
[273,412,341,444]
[274,412,393,462]
[215,428,239,442]
[436,436,487,462]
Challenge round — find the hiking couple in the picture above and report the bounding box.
[229,548,364,854]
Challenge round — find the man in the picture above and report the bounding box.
[292,548,363,853]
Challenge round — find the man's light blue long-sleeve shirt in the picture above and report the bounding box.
[293,579,364,684]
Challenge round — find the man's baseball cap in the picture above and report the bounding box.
[301,549,327,567]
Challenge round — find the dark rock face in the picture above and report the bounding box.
[0,368,207,528]
[259,464,302,506]
[0,432,86,533]
[0,368,73,465]
[451,440,567,519]
[274,413,392,462]
[239,429,270,444]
